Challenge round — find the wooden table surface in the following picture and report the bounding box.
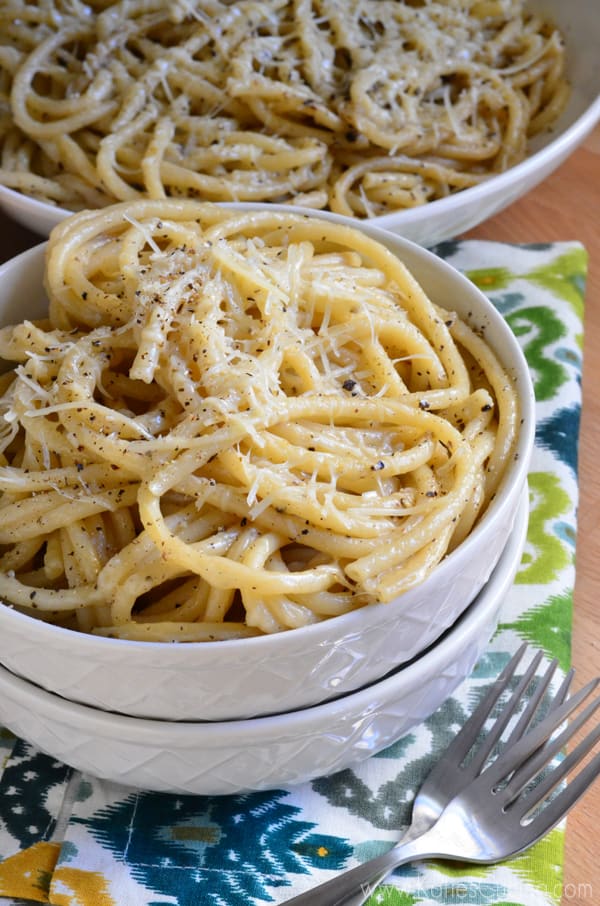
[0,129,598,904]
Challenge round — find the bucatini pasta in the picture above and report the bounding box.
[0,201,518,640]
[0,0,568,217]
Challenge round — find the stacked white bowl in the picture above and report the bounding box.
[0,215,535,793]
[0,496,528,795]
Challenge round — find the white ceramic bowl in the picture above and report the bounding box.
[0,488,528,795]
[0,215,535,721]
[0,0,597,245]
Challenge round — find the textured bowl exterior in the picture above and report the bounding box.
[0,491,527,795]
[0,0,598,245]
[0,230,535,720]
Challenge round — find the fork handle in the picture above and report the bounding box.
[336,871,388,906]
[283,828,445,905]
[337,821,431,906]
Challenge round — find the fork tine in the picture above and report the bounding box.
[506,658,563,745]
[473,659,571,774]
[552,668,575,708]
[481,677,600,787]
[513,718,600,821]
[518,748,600,843]
[502,691,600,804]
[467,650,545,772]
[499,662,570,774]
[444,642,529,766]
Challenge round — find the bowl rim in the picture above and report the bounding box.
[0,225,534,656]
[0,484,528,743]
[367,89,600,232]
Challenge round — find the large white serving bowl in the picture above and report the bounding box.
[0,211,535,722]
[0,489,528,795]
[0,0,597,245]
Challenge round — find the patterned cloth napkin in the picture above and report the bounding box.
[0,240,586,906]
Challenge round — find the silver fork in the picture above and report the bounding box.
[285,650,599,905]
[334,644,571,906]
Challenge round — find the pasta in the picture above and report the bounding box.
[0,0,568,218]
[0,201,518,640]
